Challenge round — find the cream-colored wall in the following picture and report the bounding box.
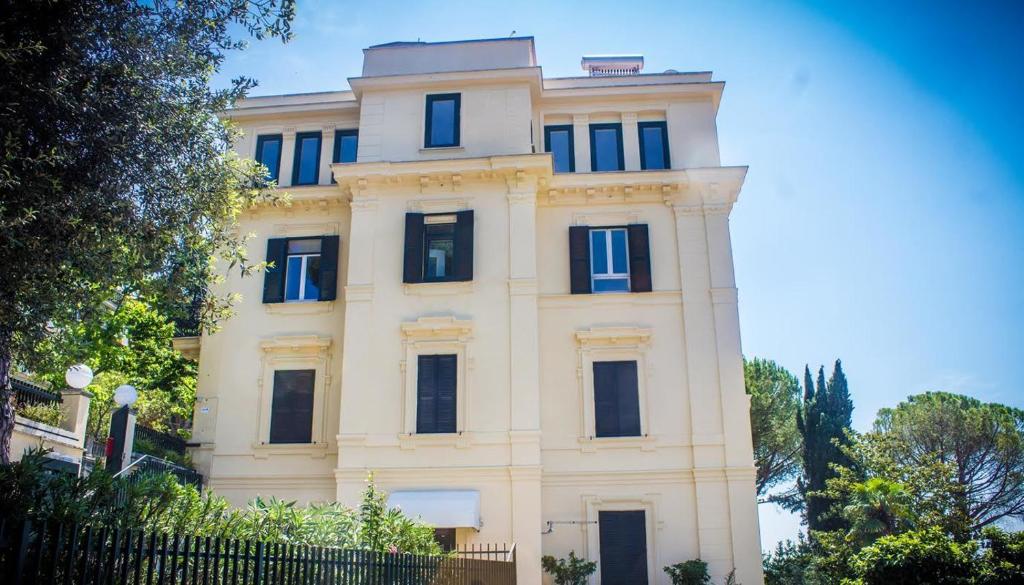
[197,62,762,585]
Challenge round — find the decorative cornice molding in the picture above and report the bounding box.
[400,315,474,341]
[259,335,332,353]
[331,154,552,196]
[575,326,652,349]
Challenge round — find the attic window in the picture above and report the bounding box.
[581,55,644,77]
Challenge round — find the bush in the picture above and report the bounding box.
[850,527,976,585]
[977,527,1024,585]
[664,559,710,585]
[763,537,814,585]
[541,551,597,585]
[16,402,64,427]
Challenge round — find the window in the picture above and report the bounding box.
[569,225,651,294]
[433,528,457,552]
[403,211,474,284]
[262,236,339,304]
[638,121,670,170]
[292,131,322,185]
[416,354,457,434]
[590,228,630,293]
[255,134,283,182]
[593,361,641,438]
[425,93,461,148]
[268,369,315,444]
[284,239,321,301]
[598,511,649,585]
[333,129,358,164]
[544,125,575,173]
[589,123,624,172]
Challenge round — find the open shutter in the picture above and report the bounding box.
[403,213,425,283]
[318,235,339,301]
[453,210,474,281]
[569,226,592,294]
[598,511,649,585]
[627,224,652,292]
[262,238,287,303]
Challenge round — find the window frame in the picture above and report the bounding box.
[592,360,642,438]
[637,121,670,171]
[424,93,462,148]
[588,123,625,172]
[256,335,332,451]
[291,131,322,186]
[422,219,457,283]
[589,227,631,293]
[415,353,458,435]
[267,369,316,444]
[333,129,359,164]
[255,134,283,183]
[544,124,575,173]
[283,239,322,303]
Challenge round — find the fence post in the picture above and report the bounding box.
[105,405,136,473]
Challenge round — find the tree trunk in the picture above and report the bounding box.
[0,327,14,464]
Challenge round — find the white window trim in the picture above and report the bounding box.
[589,227,630,292]
[583,495,662,585]
[284,252,321,302]
[254,335,333,456]
[399,316,474,448]
[575,327,654,451]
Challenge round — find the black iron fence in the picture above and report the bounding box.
[119,455,204,490]
[12,378,62,408]
[134,425,188,457]
[0,519,516,585]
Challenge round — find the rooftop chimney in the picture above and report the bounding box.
[581,55,644,77]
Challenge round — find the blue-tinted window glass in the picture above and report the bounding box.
[593,278,630,293]
[303,256,320,300]
[430,98,456,146]
[295,134,320,185]
[641,124,668,170]
[546,127,573,173]
[611,230,628,273]
[592,126,622,171]
[285,256,303,300]
[591,230,609,275]
[256,136,282,182]
[338,134,358,163]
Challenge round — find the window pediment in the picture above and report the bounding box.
[400,316,474,342]
[575,326,652,349]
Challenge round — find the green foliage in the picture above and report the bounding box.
[0,452,440,554]
[848,527,977,585]
[795,360,855,532]
[0,0,295,460]
[841,478,916,546]
[15,401,64,427]
[541,551,597,585]
[977,527,1024,585]
[745,357,802,498]
[874,392,1024,531]
[664,559,710,585]
[763,535,814,585]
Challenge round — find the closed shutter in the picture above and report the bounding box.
[453,210,474,281]
[627,224,652,292]
[593,361,641,438]
[599,511,649,585]
[403,213,425,283]
[417,354,457,434]
[569,226,592,294]
[262,238,287,303]
[269,370,315,444]
[318,235,339,301]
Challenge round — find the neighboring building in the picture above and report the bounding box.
[10,376,92,473]
[187,37,762,584]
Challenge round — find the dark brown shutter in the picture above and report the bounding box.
[318,235,339,301]
[268,370,315,444]
[569,226,592,294]
[453,210,474,281]
[403,213,425,283]
[593,361,640,438]
[416,354,457,434]
[599,511,649,585]
[627,224,652,293]
[262,238,287,303]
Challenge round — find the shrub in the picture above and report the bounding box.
[850,527,976,585]
[977,527,1024,585]
[541,551,597,585]
[664,559,710,585]
[16,402,64,427]
[763,536,814,585]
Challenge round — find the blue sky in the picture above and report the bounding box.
[215,0,1024,550]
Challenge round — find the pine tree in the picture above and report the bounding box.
[796,360,855,534]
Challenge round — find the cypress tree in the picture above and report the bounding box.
[796,360,855,534]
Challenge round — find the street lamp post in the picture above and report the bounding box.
[105,384,138,474]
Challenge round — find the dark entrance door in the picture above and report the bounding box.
[598,510,649,585]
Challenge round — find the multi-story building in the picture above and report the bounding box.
[186,37,762,585]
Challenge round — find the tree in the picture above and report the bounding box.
[850,527,977,585]
[841,478,916,546]
[796,360,855,533]
[0,0,296,462]
[745,357,802,498]
[874,392,1024,531]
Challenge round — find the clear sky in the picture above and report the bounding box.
[215,0,1024,550]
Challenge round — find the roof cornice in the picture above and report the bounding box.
[348,67,543,98]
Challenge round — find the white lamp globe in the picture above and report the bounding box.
[113,384,138,407]
[65,364,94,389]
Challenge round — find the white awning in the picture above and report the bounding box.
[387,490,481,529]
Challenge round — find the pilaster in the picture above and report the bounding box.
[621,112,641,171]
[319,125,336,185]
[572,114,590,173]
[279,127,296,187]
